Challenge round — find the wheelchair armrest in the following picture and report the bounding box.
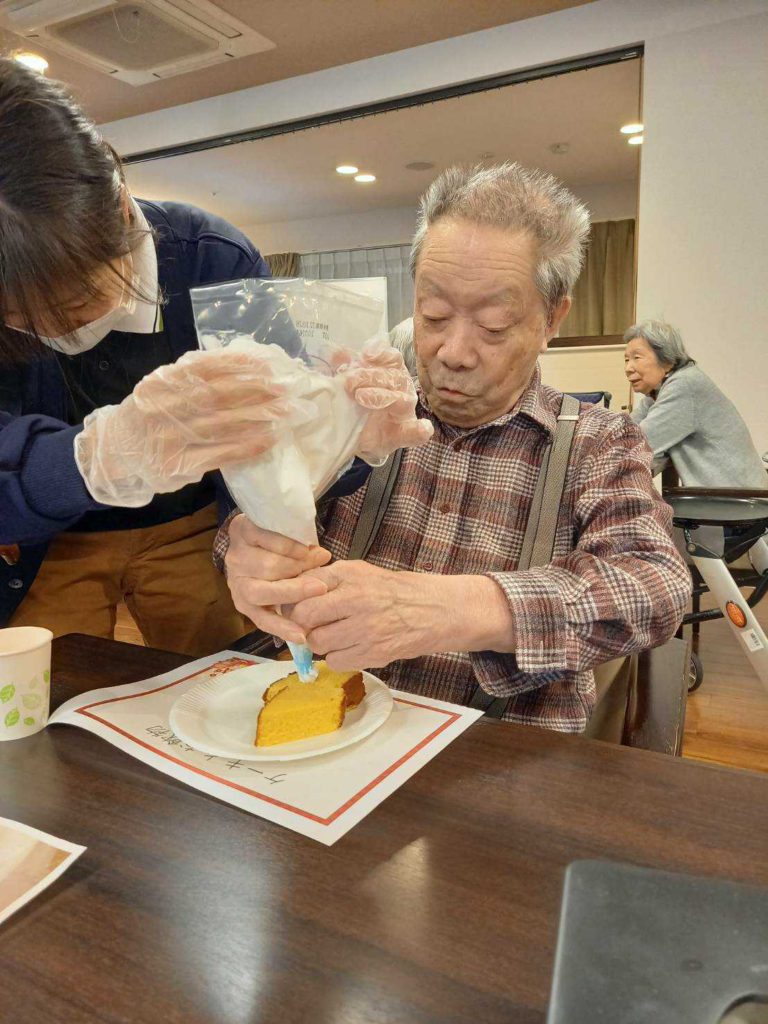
[623,637,690,756]
[584,638,689,755]
[664,487,768,500]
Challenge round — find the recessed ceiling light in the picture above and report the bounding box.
[627,135,644,145]
[14,52,48,74]
[354,173,376,183]
[620,123,644,134]
[405,161,435,171]
[336,165,359,175]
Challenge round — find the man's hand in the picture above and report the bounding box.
[225,516,332,643]
[290,561,516,670]
[223,516,516,667]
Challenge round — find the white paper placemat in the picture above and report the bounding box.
[0,817,85,925]
[50,652,482,845]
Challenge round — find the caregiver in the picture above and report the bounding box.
[0,58,386,653]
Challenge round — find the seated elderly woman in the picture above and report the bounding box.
[625,320,767,489]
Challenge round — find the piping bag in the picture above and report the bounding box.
[192,278,387,682]
[218,340,372,681]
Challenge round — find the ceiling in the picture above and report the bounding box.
[0,0,592,124]
[124,57,641,228]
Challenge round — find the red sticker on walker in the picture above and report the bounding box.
[725,601,747,628]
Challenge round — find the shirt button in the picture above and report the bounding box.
[439,504,450,514]
[8,578,23,589]
[422,562,433,572]
[98,359,110,371]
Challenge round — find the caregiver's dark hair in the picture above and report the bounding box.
[0,57,144,361]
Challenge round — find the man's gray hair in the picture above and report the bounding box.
[623,319,693,371]
[410,162,591,314]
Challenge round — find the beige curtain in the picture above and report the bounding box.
[265,252,300,277]
[560,219,635,338]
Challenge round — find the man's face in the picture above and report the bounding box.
[413,218,569,428]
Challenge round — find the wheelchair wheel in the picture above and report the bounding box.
[687,651,704,693]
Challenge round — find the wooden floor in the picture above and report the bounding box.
[683,595,768,773]
[116,595,768,774]
[115,602,145,647]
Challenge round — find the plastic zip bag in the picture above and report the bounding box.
[191,278,386,545]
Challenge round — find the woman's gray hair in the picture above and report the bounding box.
[409,162,591,315]
[623,319,693,371]
[389,316,417,376]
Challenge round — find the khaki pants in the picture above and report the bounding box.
[9,504,247,658]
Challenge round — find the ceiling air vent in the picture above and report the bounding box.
[0,0,275,85]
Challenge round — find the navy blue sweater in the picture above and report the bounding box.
[0,200,368,623]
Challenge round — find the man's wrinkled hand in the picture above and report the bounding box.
[288,560,450,670]
[225,516,332,643]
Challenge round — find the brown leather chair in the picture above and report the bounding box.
[230,630,691,757]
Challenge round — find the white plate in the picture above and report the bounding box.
[169,661,393,761]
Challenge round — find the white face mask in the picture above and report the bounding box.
[37,258,137,355]
[38,298,136,354]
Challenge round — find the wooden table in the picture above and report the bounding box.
[2,634,768,1024]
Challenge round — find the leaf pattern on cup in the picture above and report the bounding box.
[4,708,20,727]
[22,693,42,710]
[43,670,50,684]
[29,675,39,690]
[23,717,35,727]
[0,684,15,704]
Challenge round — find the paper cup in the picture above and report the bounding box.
[0,627,53,740]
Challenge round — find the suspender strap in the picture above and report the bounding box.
[347,448,404,562]
[470,393,581,718]
[517,444,552,572]
[524,392,580,570]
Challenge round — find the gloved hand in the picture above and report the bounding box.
[74,348,286,506]
[338,342,433,464]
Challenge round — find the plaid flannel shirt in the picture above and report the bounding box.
[214,365,691,732]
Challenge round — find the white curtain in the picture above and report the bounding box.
[299,245,413,331]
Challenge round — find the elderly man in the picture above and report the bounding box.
[216,163,691,732]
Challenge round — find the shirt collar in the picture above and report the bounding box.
[112,198,160,335]
[417,362,558,440]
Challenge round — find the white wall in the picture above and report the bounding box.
[540,345,632,412]
[102,0,767,448]
[243,180,638,254]
[576,180,638,223]
[636,11,768,451]
[242,205,418,254]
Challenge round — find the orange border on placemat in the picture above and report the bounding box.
[75,660,460,827]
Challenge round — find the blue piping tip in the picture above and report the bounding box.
[287,641,317,682]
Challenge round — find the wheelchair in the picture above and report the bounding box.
[567,391,612,408]
[664,486,768,693]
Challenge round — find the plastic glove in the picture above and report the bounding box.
[339,342,433,464]
[74,348,286,507]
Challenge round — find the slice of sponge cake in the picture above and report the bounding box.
[255,663,366,748]
[255,678,345,747]
[262,661,365,710]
